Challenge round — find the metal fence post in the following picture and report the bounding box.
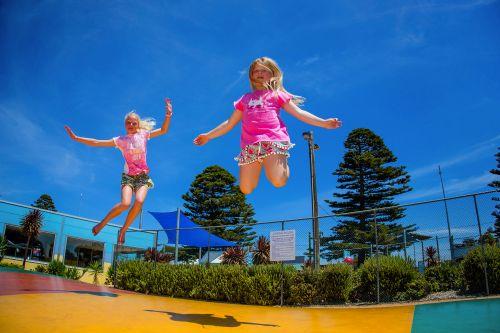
[421,240,425,267]
[175,208,180,265]
[473,195,490,295]
[403,229,407,260]
[373,210,380,304]
[113,230,120,287]
[435,236,441,262]
[154,230,158,266]
[280,221,285,307]
[207,227,211,266]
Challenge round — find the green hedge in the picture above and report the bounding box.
[115,261,355,306]
[461,245,500,294]
[113,248,500,305]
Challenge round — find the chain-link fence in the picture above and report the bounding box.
[115,190,499,300]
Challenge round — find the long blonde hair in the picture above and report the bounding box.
[124,111,156,131]
[248,57,305,105]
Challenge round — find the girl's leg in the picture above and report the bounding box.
[93,186,133,235]
[262,154,290,188]
[239,162,263,195]
[118,185,149,244]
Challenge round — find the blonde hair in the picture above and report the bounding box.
[248,57,305,105]
[124,111,156,131]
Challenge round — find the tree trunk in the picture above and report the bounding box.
[22,235,31,269]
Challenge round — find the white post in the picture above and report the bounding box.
[175,208,180,264]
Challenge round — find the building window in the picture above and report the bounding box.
[65,237,104,268]
[3,225,55,262]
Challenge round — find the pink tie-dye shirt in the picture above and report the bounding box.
[234,89,292,148]
[113,130,150,175]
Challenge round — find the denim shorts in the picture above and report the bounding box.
[121,173,154,192]
[234,141,294,166]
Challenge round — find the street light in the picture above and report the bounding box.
[303,131,320,270]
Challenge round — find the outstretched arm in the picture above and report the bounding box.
[193,109,242,146]
[150,98,173,139]
[283,102,342,129]
[64,126,115,147]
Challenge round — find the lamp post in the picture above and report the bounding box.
[303,131,320,270]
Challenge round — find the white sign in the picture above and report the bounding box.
[270,230,296,261]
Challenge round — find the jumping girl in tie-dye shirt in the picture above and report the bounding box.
[64,99,173,244]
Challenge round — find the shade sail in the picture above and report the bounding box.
[149,211,236,247]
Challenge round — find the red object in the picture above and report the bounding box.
[343,257,353,264]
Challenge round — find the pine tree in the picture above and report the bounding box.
[489,147,500,239]
[182,165,257,246]
[323,128,426,263]
[32,194,57,211]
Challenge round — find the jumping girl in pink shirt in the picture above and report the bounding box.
[194,57,342,194]
[65,99,173,244]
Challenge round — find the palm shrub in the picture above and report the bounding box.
[20,209,43,268]
[88,261,103,284]
[461,245,500,294]
[65,266,86,280]
[355,255,424,302]
[424,261,462,292]
[144,248,174,263]
[426,246,439,267]
[221,246,247,265]
[252,236,270,265]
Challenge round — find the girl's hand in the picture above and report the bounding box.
[165,98,173,118]
[323,118,342,129]
[64,125,77,140]
[193,133,210,146]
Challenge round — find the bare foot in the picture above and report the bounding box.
[92,224,101,236]
[117,230,126,245]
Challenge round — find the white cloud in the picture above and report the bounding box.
[0,105,85,186]
[410,134,500,178]
[401,171,496,201]
[296,56,320,67]
[223,68,247,94]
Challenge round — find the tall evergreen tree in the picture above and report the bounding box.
[323,128,427,262]
[489,147,500,239]
[32,194,57,212]
[182,165,256,246]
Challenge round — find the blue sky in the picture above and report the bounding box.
[1,0,499,239]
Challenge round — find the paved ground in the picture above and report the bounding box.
[0,268,498,333]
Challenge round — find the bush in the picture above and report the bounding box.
[115,261,297,305]
[461,245,500,294]
[34,264,47,273]
[65,266,86,280]
[424,261,463,292]
[46,260,66,276]
[288,268,318,305]
[105,265,115,285]
[355,256,423,302]
[394,276,430,301]
[316,264,355,303]
[0,235,7,261]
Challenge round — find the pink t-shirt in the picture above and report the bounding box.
[113,130,150,176]
[234,89,292,148]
